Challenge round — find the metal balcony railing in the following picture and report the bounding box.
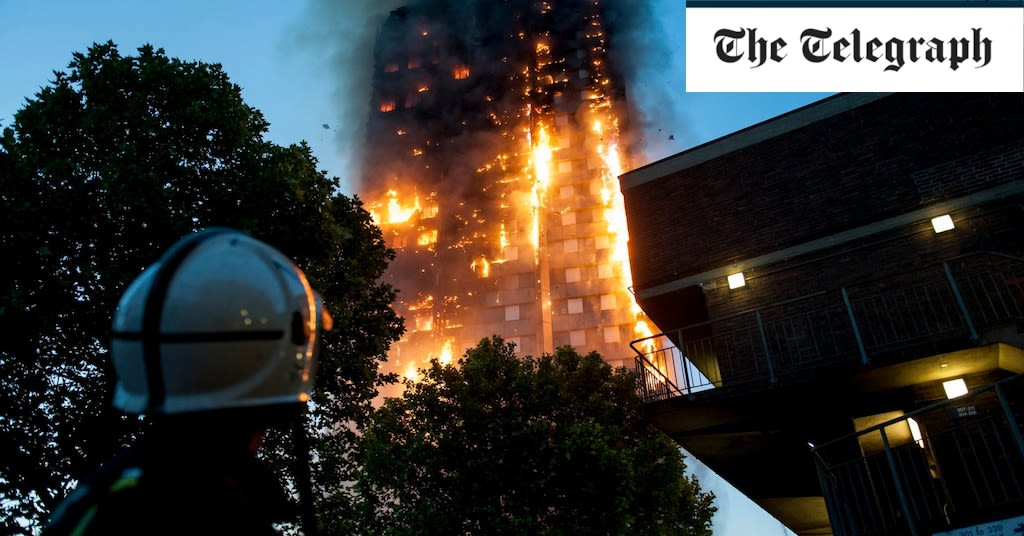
[812,374,1024,536]
[631,252,1024,402]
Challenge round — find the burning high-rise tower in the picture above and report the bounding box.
[359,0,655,386]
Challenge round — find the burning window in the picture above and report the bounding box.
[417,230,437,246]
[379,100,396,113]
[408,58,422,69]
[414,314,433,332]
[453,64,470,80]
[396,129,407,136]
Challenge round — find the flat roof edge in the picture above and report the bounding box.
[620,93,892,191]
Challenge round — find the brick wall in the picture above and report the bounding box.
[623,93,1024,297]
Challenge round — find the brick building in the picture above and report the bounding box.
[619,93,1024,535]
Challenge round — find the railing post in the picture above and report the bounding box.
[677,328,692,396]
[880,427,920,536]
[755,310,777,384]
[635,356,649,401]
[841,288,870,365]
[995,381,1024,462]
[814,452,846,536]
[943,261,980,343]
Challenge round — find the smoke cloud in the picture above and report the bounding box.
[298,0,686,185]
[295,0,407,188]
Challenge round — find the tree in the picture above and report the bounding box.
[356,337,716,535]
[0,42,404,534]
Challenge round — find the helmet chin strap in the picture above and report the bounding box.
[292,416,318,536]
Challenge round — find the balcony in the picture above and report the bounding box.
[632,252,1024,403]
[814,374,1024,535]
[629,252,1024,534]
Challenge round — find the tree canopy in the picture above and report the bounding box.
[0,42,404,534]
[355,337,716,536]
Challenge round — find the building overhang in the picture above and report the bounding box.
[634,180,1024,303]
[620,93,890,192]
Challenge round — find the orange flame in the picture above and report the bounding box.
[370,189,421,225]
[530,125,553,259]
[437,338,455,366]
[471,256,491,278]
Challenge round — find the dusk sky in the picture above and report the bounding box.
[0,1,828,533]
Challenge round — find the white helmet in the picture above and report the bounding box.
[110,228,333,415]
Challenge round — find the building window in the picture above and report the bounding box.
[384,63,399,73]
[561,211,576,226]
[504,246,519,261]
[558,161,573,174]
[453,64,470,80]
[559,185,574,199]
[600,294,616,310]
[564,239,579,253]
[505,305,520,321]
[595,235,610,250]
[408,58,422,69]
[570,330,586,346]
[568,298,583,314]
[565,267,581,282]
[598,263,613,279]
[379,100,396,113]
[603,326,620,342]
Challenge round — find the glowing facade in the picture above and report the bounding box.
[360,0,651,385]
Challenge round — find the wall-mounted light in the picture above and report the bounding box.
[931,214,955,233]
[907,417,925,449]
[728,272,746,289]
[942,378,968,399]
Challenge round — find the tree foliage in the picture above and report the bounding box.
[355,337,716,536]
[0,42,404,534]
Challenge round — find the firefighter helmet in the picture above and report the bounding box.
[109,228,332,415]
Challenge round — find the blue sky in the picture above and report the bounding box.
[0,1,826,533]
